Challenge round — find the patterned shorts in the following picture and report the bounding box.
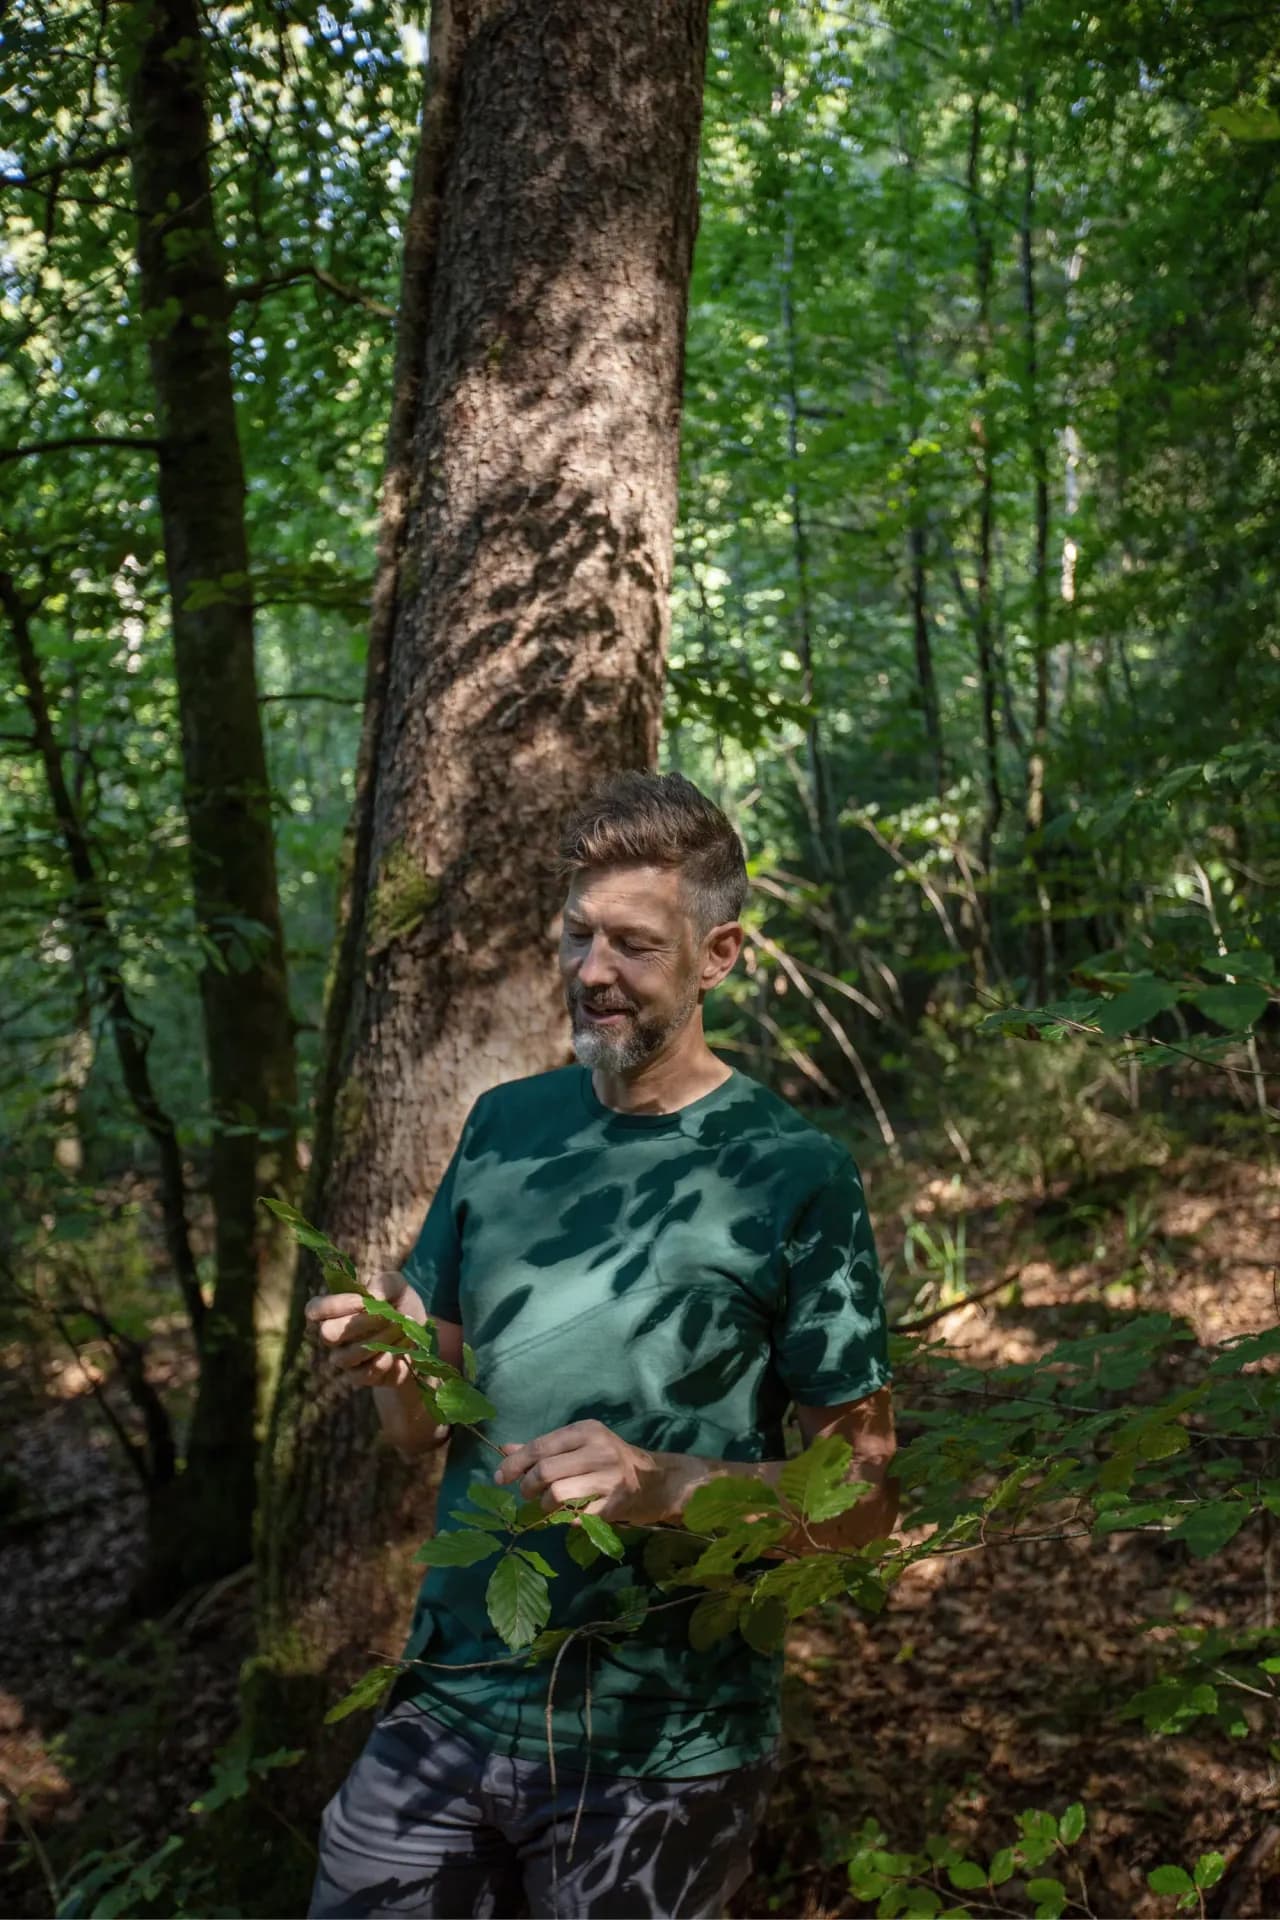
[309,1698,777,1919]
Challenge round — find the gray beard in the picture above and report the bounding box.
[569,980,699,1074]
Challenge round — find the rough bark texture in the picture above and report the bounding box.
[252,0,710,1853]
[124,0,297,1591]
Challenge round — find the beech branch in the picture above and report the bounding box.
[0,434,163,466]
[229,264,395,319]
[0,144,131,192]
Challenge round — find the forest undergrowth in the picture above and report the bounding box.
[0,1103,1276,1919]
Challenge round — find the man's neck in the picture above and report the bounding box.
[592,1030,732,1117]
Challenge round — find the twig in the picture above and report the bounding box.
[229,264,395,319]
[0,1776,60,1911]
[0,434,163,464]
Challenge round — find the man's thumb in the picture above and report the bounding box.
[368,1266,408,1303]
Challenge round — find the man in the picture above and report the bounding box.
[307,770,896,1919]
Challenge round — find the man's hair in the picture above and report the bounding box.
[559,771,749,935]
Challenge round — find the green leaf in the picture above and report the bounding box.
[684,1476,780,1532]
[1194,1852,1225,1890]
[515,1547,558,1578]
[565,1525,601,1569]
[357,1293,439,1355]
[1058,1803,1086,1845]
[414,1528,501,1567]
[486,1554,551,1650]
[1207,103,1280,141]
[1147,1865,1195,1896]
[739,1595,788,1654]
[465,1479,519,1523]
[612,1585,649,1631]
[578,1512,625,1560]
[643,1529,705,1586]
[1200,949,1274,981]
[324,1665,398,1724]
[988,1848,1016,1886]
[462,1342,478,1382]
[688,1588,744,1650]
[1138,1425,1189,1461]
[435,1377,499,1423]
[751,1553,849,1619]
[1120,1678,1218,1733]
[1193,982,1268,1031]
[779,1433,869,1522]
[259,1197,356,1279]
[1171,1500,1250,1558]
[947,1861,987,1891]
[1026,1877,1066,1919]
[684,1516,792,1582]
[1096,977,1180,1036]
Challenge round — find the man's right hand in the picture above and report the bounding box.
[305,1267,427,1392]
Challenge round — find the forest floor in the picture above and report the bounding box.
[0,1133,1277,1918]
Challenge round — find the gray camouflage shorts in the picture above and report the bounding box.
[308,1699,777,1919]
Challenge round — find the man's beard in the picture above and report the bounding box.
[568,977,699,1073]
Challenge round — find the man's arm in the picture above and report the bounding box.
[305,1272,464,1459]
[492,1386,898,1551]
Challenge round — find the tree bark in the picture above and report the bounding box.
[967,95,1003,953]
[1016,26,1054,1004]
[251,0,710,1846]
[123,0,298,1591]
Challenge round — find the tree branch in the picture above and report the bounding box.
[0,434,163,466]
[0,144,131,192]
[229,264,395,319]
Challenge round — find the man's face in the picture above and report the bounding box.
[559,865,704,1073]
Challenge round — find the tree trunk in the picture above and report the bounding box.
[123,0,298,1592]
[0,571,206,1345]
[967,95,1003,957]
[1016,28,1054,1005]
[250,0,709,1874]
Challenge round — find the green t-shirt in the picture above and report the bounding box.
[400,1063,889,1778]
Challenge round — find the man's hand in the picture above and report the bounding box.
[305,1267,425,1391]
[493,1419,695,1525]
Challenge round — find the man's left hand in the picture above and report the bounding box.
[493,1419,685,1525]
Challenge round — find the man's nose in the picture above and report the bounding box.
[577,936,616,988]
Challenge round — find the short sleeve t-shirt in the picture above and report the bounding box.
[400,1063,890,1779]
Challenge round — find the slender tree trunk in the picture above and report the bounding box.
[251,0,710,1862]
[1,571,206,1346]
[780,211,843,895]
[123,0,298,1591]
[967,96,1003,943]
[1016,21,1054,1004]
[893,101,947,797]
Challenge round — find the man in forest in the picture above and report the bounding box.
[305,770,897,1919]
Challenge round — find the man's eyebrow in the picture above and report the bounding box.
[565,914,669,943]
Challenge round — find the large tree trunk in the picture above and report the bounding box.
[123,0,298,1592]
[249,0,710,1872]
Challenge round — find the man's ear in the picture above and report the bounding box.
[700,921,744,992]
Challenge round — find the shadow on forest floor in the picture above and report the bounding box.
[737,1142,1280,1920]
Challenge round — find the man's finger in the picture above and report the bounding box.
[316,1309,389,1347]
[494,1427,588,1484]
[534,1473,607,1515]
[306,1293,366,1324]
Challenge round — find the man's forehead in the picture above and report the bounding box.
[564,864,686,925]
